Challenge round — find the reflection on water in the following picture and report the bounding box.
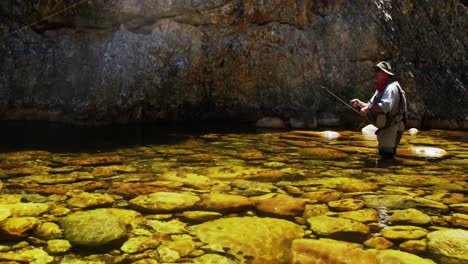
[0,122,466,263]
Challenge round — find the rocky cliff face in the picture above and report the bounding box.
[0,0,466,128]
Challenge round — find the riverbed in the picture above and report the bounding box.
[0,122,466,263]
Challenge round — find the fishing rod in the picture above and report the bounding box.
[0,0,90,41]
[319,85,360,114]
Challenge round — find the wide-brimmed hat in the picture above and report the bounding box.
[373,61,394,76]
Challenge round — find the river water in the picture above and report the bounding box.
[0,122,466,263]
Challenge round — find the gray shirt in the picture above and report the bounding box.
[369,81,402,117]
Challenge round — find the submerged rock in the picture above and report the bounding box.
[385,208,432,225]
[291,239,377,264]
[307,216,370,242]
[129,192,200,213]
[0,217,39,240]
[381,225,429,240]
[191,217,303,263]
[372,249,436,264]
[427,229,468,264]
[362,195,448,212]
[59,209,128,248]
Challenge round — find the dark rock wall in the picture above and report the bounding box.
[0,0,466,127]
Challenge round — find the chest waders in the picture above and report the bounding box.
[367,81,408,159]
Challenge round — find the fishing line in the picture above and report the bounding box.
[0,0,90,41]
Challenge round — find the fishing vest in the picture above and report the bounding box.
[367,80,408,129]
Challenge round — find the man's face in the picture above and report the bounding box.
[374,69,388,83]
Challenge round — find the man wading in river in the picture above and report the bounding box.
[351,61,408,160]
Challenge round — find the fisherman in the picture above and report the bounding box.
[351,61,408,160]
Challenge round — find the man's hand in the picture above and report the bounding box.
[350,99,367,109]
[359,106,370,116]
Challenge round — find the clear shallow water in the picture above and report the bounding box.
[0,122,466,263]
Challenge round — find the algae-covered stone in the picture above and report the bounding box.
[121,236,160,253]
[328,198,364,211]
[59,209,128,247]
[399,239,427,255]
[307,216,369,242]
[129,192,200,213]
[373,249,436,264]
[191,217,303,263]
[362,195,448,212]
[66,191,115,209]
[196,193,252,211]
[427,229,468,264]
[46,239,72,254]
[382,225,428,240]
[338,208,379,223]
[254,194,307,217]
[299,147,348,160]
[0,207,12,222]
[193,254,237,264]
[364,236,394,250]
[0,203,52,217]
[386,208,432,225]
[291,239,377,264]
[179,211,223,223]
[0,217,39,240]
[34,222,63,240]
[450,203,468,214]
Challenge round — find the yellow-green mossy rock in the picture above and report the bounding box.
[313,177,379,192]
[328,198,365,211]
[57,155,123,166]
[34,222,63,240]
[302,190,342,203]
[159,171,216,189]
[427,229,468,264]
[120,236,160,254]
[362,195,448,212]
[66,191,115,209]
[129,192,200,213]
[0,202,52,217]
[398,147,449,159]
[254,194,308,217]
[0,217,39,240]
[303,204,329,218]
[381,225,429,240]
[449,213,468,228]
[307,216,370,242]
[291,239,377,264]
[59,209,128,247]
[191,217,304,263]
[399,239,427,255]
[193,254,237,264]
[386,208,432,225]
[370,174,451,187]
[338,208,379,223]
[196,193,253,211]
[299,148,348,160]
[0,207,12,222]
[179,211,223,223]
[450,203,468,214]
[46,239,72,254]
[364,236,394,250]
[91,165,137,177]
[372,249,436,264]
